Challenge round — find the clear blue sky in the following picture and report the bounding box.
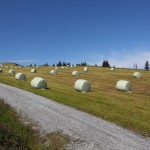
[0,0,150,68]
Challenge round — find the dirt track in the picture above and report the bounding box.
[0,83,149,150]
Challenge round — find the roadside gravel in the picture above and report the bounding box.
[0,83,149,150]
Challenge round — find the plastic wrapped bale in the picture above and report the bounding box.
[110,68,115,71]
[133,72,141,78]
[0,69,3,73]
[116,80,131,92]
[50,70,57,75]
[31,77,47,89]
[15,73,26,80]
[72,71,80,76]
[83,67,88,72]
[9,69,15,75]
[31,69,37,73]
[74,79,91,92]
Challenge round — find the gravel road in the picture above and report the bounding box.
[0,83,149,150]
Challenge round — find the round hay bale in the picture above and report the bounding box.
[83,67,88,72]
[110,68,115,71]
[9,69,15,75]
[133,72,141,78]
[15,73,26,80]
[50,70,57,75]
[31,69,37,73]
[31,77,47,89]
[72,71,80,76]
[0,69,3,73]
[74,79,91,92]
[116,80,131,92]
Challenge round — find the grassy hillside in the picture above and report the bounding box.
[0,66,150,137]
[0,62,21,67]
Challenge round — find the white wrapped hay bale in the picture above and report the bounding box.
[116,80,131,92]
[74,79,91,92]
[72,71,80,76]
[5,66,9,68]
[15,73,26,80]
[31,69,37,73]
[133,72,141,78]
[9,69,15,75]
[0,69,3,73]
[50,70,57,75]
[31,77,47,89]
[83,67,88,72]
[110,68,115,71]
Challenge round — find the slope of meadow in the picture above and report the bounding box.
[0,66,150,137]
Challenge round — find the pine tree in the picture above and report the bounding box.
[135,64,137,69]
[102,60,110,67]
[67,62,70,66]
[145,61,149,70]
[57,61,62,66]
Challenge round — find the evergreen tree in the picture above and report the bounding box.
[145,61,149,70]
[57,61,62,66]
[67,62,70,66]
[135,64,138,69]
[80,61,87,66]
[102,61,106,67]
[63,61,67,66]
[102,60,110,67]
[45,63,49,66]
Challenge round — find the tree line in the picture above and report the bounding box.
[28,60,149,70]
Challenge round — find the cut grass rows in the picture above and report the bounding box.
[0,66,150,137]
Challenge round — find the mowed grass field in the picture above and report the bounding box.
[0,66,150,137]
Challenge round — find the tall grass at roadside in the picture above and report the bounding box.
[0,99,54,150]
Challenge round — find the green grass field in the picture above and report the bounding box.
[0,66,150,137]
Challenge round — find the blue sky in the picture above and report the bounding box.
[0,0,150,68]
